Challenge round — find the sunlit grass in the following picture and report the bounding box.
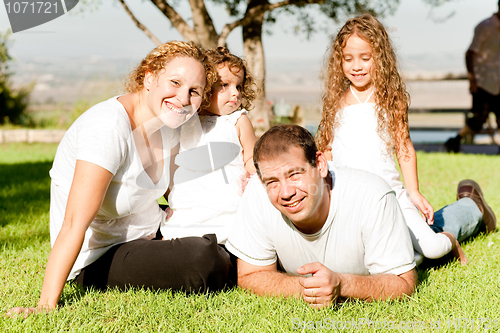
[1,144,499,332]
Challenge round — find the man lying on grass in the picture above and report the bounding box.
[226,124,496,308]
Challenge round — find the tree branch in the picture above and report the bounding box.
[150,0,199,44]
[218,0,325,46]
[118,0,162,46]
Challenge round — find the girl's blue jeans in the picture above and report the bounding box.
[430,198,484,242]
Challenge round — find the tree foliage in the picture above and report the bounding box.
[85,0,455,131]
[0,31,31,125]
[107,0,406,132]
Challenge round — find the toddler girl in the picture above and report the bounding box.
[161,46,256,244]
[316,14,467,264]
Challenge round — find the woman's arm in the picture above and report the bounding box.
[396,140,434,223]
[235,113,257,174]
[7,160,113,317]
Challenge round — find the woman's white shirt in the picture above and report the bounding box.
[49,96,177,280]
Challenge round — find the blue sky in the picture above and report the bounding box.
[0,0,497,75]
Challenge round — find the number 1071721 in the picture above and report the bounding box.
[5,2,59,14]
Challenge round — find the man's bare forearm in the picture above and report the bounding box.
[238,258,416,303]
[338,269,417,301]
[238,269,303,298]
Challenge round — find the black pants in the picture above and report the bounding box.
[74,234,236,294]
[466,87,500,132]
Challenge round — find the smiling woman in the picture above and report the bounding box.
[5,41,242,319]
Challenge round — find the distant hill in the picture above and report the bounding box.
[10,54,466,106]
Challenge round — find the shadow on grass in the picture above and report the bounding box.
[417,234,485,285]
[0,229,50,250]
[59,282,87,308]
[0,161,52,228]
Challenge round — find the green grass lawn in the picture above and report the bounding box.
[1,143,500,332]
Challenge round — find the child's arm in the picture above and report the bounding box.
[236,113,257,174]
[396,139,434,224]
[164,143,179,201]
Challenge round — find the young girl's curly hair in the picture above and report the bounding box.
[316,14,411,158]
[125,41,217,111]
[204,46,257,111]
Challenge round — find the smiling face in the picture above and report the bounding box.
[205,64,244,116]
[342,33,375,92]
[258,146,330,234]
[144,56,206,128]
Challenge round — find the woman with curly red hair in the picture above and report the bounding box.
[7,41,236,318]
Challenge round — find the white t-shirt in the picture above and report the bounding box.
[226,167,415,277]
[50,96,177,280]
[468,14,500,95]
[162,110,246,244]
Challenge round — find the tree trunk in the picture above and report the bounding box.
[188,0,218,48]
[243,0,272,136]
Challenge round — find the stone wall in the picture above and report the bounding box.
[0,129,66,143]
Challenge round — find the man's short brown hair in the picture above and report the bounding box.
[253,124,318,178]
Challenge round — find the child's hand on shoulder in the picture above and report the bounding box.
[165,206,173,220]
[238,171,253,196]
[323,148,333,161]
[408,190,434,224]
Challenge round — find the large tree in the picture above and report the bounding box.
[111,0,451,133]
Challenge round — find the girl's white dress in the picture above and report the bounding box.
[330,91,451,262]
[161,110,247,244]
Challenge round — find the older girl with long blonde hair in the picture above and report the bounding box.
[316,14,467,265]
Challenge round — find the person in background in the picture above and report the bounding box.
[445,1,500,154]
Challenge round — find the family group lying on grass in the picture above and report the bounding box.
[6,14,496,317]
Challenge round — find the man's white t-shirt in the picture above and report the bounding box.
[50,96,177,280]
[226,167,415,277]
